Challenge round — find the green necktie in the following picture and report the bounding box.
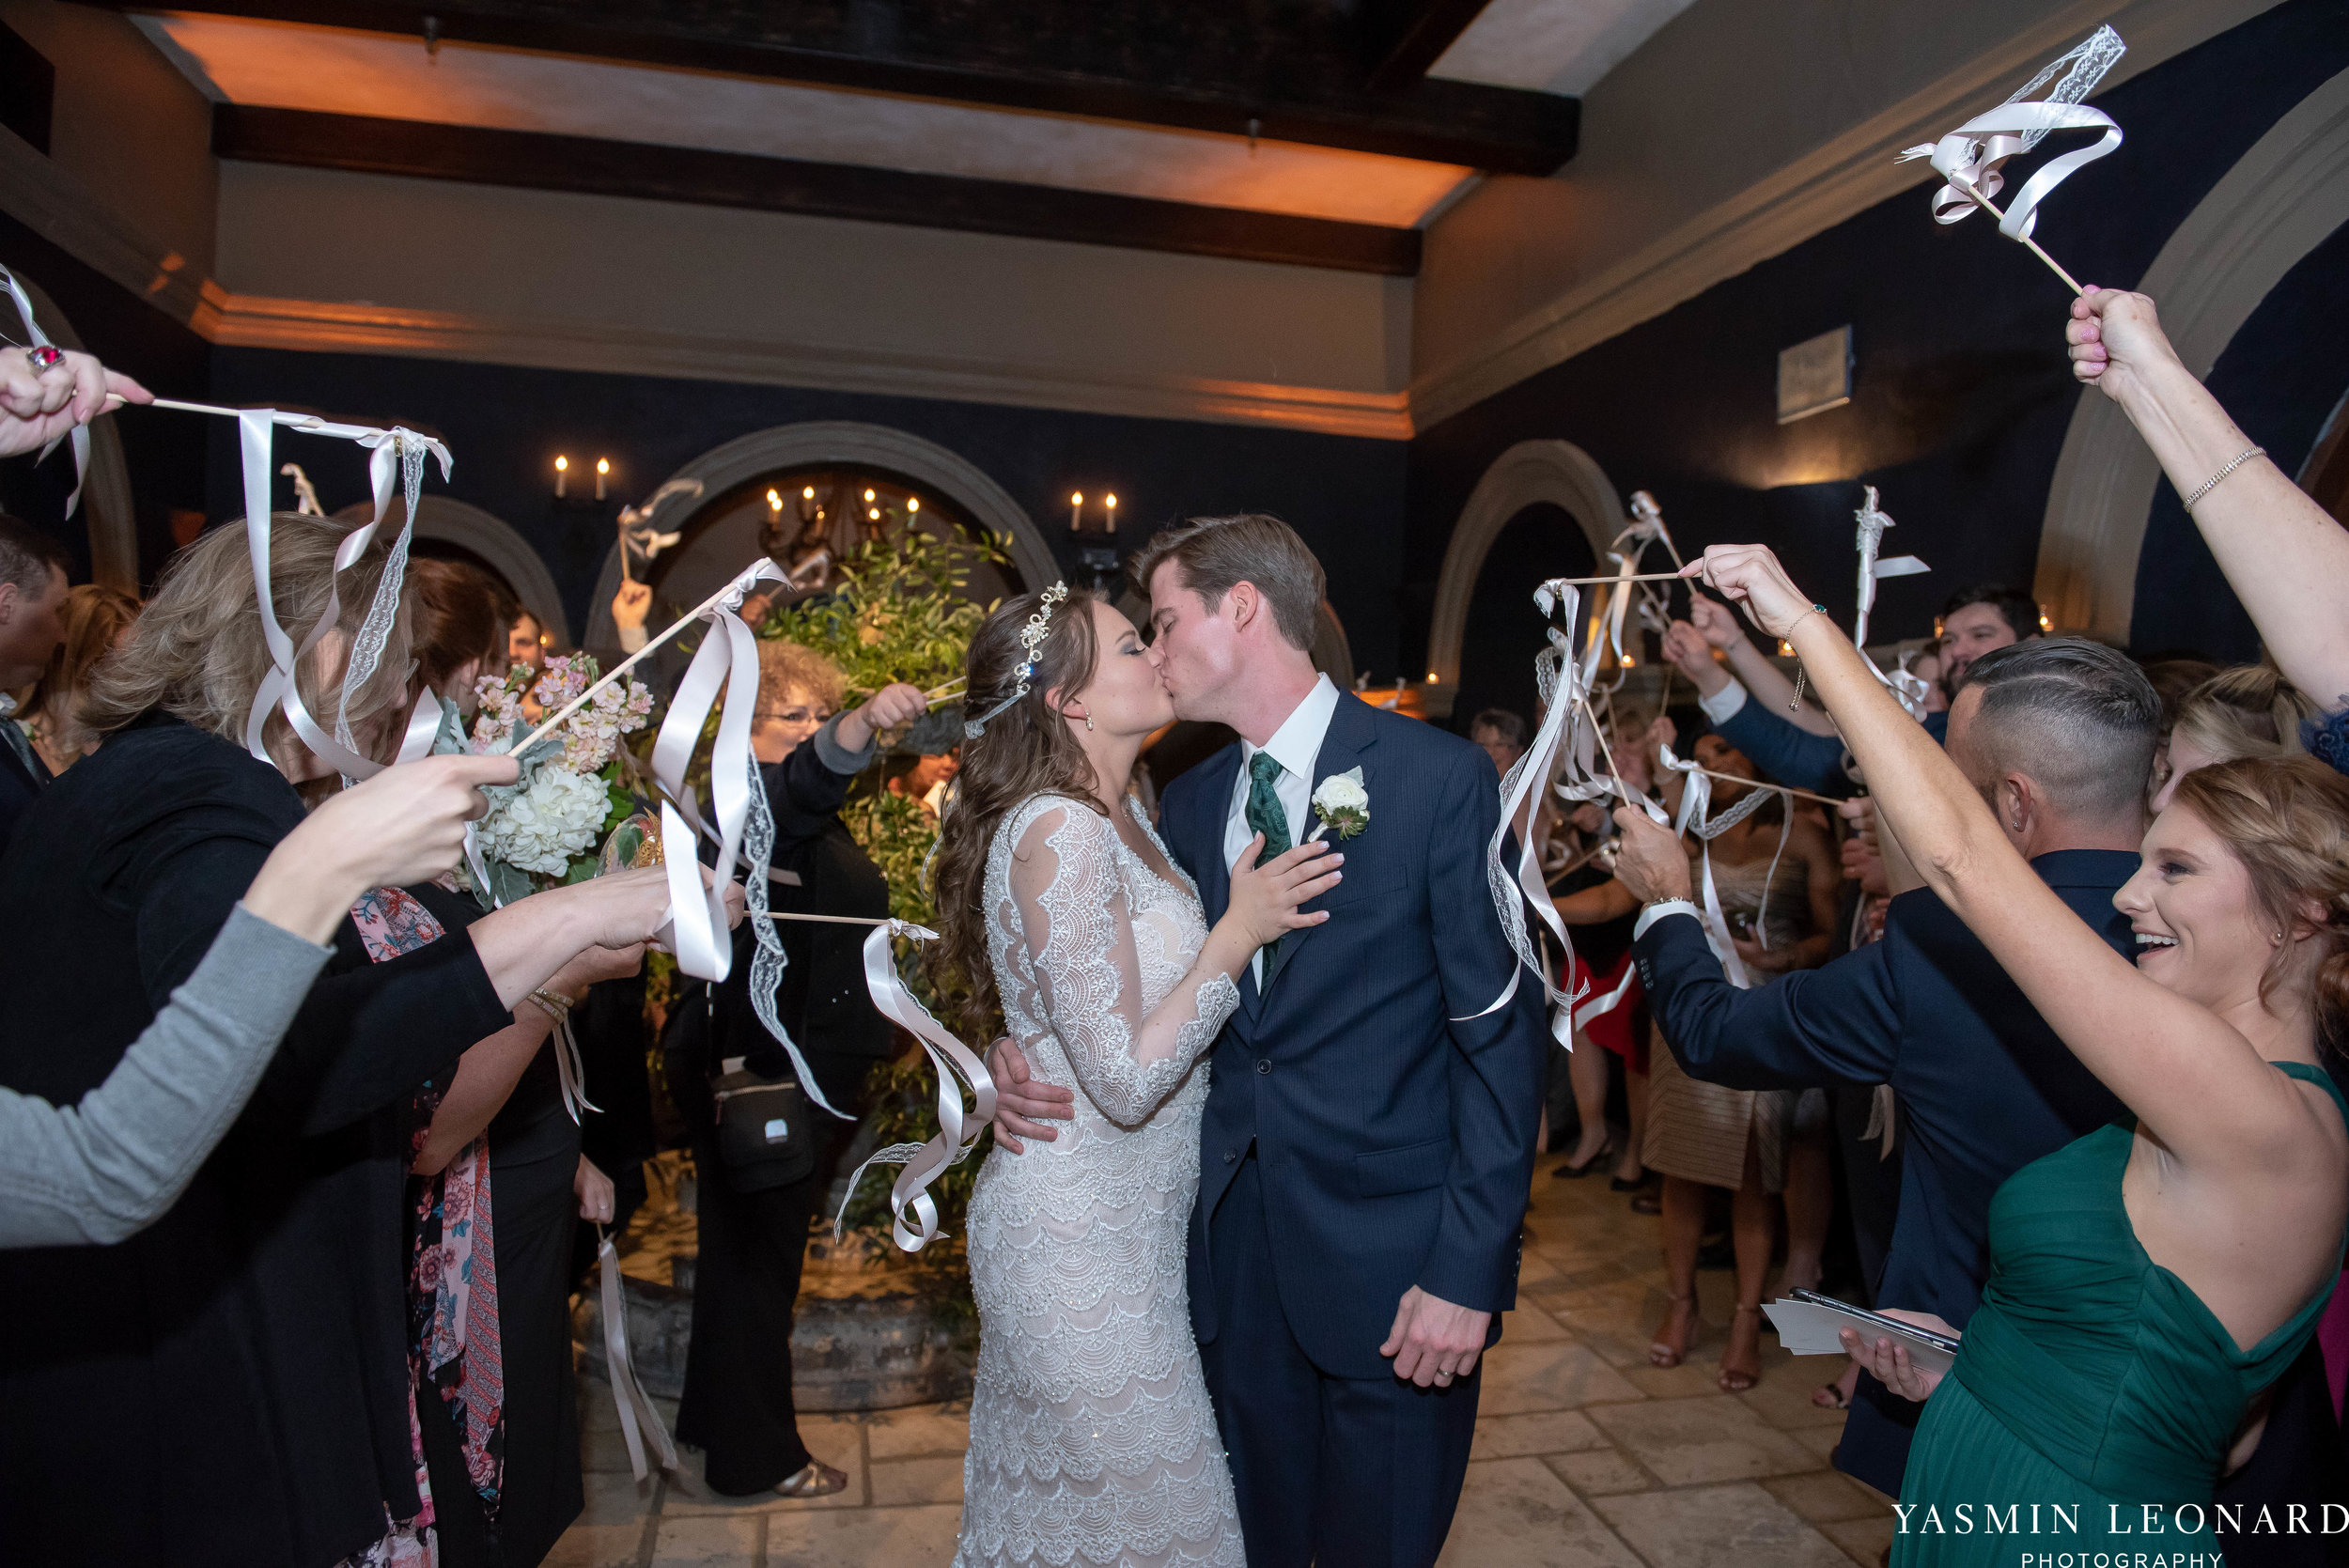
[1246,750,1290,974]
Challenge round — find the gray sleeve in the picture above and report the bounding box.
[811,711,877,777]
[0,904,334,1249]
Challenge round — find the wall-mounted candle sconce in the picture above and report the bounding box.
[553,455,569,497]
[595,457,610,501]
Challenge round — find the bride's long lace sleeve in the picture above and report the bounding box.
[1007,801,1239,1127]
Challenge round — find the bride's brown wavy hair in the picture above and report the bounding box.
[926,586,1104,1041]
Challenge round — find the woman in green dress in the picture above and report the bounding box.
[1673,543,2349,1565]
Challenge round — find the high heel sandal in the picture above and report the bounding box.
[1552,1137,1618,1179]
[1718,1304,1763,1393]
[773,1459,849,1498]
[1648,1293,1699,1368]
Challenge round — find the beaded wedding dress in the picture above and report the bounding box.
[956,791,1246,1568]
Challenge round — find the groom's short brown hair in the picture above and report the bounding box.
[1129,513,1325,652]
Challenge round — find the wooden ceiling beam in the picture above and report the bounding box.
[115,0,1577,174]
[211,105,1423,275]
[1357,0,1499,91]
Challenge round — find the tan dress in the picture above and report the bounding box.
[1641,845,1810,1192]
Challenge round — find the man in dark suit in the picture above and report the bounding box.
[1613,638,2157,1498]
[0,514,71,851]
[991,514,1547,1568]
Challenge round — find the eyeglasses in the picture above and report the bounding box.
[754,706,832,727]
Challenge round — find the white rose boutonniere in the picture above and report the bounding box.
[1310,767,1370,842]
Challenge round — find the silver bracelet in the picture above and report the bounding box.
[2180,446,2263,509]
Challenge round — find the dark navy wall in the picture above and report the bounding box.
[1409,0,2349,718]
[204,349,1412,681]
[0,208,211,583]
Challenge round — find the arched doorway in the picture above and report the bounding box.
[1423,440,1626,720]
[1452,504,1598,731]
[332,495,571,646]
[582,423,1052,650]
[2035,62,2349,643]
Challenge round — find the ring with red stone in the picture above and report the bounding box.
[24,345,63,371]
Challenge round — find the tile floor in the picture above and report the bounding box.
[550,1155,1895,1568]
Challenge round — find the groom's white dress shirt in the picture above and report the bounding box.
[1222,673,1340,987]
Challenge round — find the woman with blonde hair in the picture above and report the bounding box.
[2153,664,2321,811]
[1686,541,2348,1565]
[21,582,138,774]
[0,514,724,1568]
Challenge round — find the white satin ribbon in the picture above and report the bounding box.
[1851,487,1935,722]
[1897,26,2125,241]
[1657,742,1757,991]
[832,919,999,1253]
[1,267,88,518]
[228,405,453,780]
[596,1227,680,1483]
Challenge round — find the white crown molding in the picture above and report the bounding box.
[1406,0,2281,433]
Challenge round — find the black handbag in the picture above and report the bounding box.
[710,1056,820,1193]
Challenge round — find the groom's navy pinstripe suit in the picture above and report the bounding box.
[1159,691,1548,1568]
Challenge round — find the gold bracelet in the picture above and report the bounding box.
[1786,605,1830,711]
[526,987,574,1025]
[2180,446,2263,509]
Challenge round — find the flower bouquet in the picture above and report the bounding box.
[443,653,656,908]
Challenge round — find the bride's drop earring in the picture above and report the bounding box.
[1085,711,1096,731]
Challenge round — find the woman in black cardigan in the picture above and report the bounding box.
[0,516,727,1568]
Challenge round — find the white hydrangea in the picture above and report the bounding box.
[477,764,610,877]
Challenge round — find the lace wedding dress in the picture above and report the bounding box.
[956,792,1246,1568]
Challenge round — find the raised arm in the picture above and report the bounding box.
[1009,800,1325,1126]
[2070,287,2349,706]
[1693,596,1841,737]
[1688,545,2317,1173]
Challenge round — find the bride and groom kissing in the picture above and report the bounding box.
[926,513,1548,1568]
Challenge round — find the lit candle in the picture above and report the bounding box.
[1069,491,1083,532]
[907,496,920,514]
[1104,493,1117,534]
[595,457,610,502]
[767,489,783,518]
[554,455,568,498]
[868,506,880,521]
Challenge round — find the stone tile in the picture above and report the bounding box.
[649,1512,761,1567]
[1595,1481,1852,1568]
[664,1417,866,1514]
[1517,1248,1564,1287]
[762,1502,965,1566]
[578,1467,659,1527]
[1501,1300,1573,1344]
[1740,1362,1859,1431]
[1587,1395,1821,1486]
[542,1522,647,1568]
[1471,1408,1608,1460]
[1794,1422,1850,1463]
[870,1455,966,1506]
[1548,1448,1654,1498]
[1763,1470,1890,1526]
[1433,1457,1645,1568]
[1822,1513,1898,1566]
[1477,1341,1646,1415]
[863,1404,972,1460]
[1621,1359,1730,1400]
[583,1420,643,1475]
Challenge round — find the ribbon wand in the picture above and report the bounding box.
[514,562,765,755]
[1896,25,2125,299]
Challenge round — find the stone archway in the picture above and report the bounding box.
[582,422,1052,648]
[2035,64,2349,643]
[334,494,571,646]
[1423,439,1625,719]
[4,270,136,592]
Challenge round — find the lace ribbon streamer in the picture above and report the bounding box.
[833,919,999,1252]
[1897,26,2125,242]
[595,1226,680,1483]
[1,267,89,518]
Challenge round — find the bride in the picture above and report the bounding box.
[926,584,1341,1568]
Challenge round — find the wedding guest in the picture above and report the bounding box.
[2069,284,2349,1563]
[1638,734,1841,1392]
[22,583,137,774]
[887,746,960,818]
[2152,664,2318,811]
[0,512,68,846]
[0,514,713,1568]
[406,557,509,715]
[0,343,148,456]
[1622,638,2150,1497]
[1693,541,2348,1567]
[1469,706,1528,777]
[1664,584,2040,794]
[675,638,927,1499]
[0,752,512,1248]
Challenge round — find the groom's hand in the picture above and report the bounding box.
[1381,1286,1492,1389]
[987,1035,1073,1155]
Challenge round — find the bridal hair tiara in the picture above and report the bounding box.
[964,582,1070,738]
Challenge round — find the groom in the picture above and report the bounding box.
[990,514,1547,1567]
